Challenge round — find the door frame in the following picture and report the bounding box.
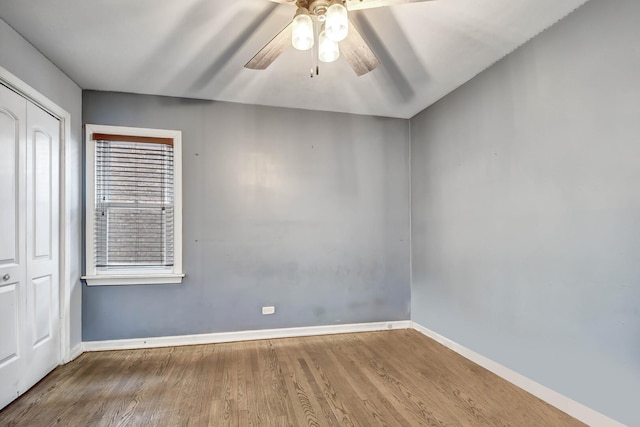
[0,65,73,363]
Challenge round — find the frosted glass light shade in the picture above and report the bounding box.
[292,12,314,51]
[325,2,348,42]
[318,31,340,63]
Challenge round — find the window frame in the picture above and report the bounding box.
[83,124,184,286]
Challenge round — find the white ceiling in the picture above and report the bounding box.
[0,0,589,118]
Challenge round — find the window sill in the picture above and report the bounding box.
[82,273,185,286]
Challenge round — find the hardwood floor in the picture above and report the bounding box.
[0,329,584,426]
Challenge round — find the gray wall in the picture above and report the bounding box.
[83,91,411,341]
[410,0,640,424]
[0,18,83,351]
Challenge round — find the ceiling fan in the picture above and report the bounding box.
[245,0,432,76]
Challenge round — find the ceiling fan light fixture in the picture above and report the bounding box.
[292,7,314,51]
[318,30,340,63]
[325,1,348,42]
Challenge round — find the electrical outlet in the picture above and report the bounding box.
[262,306,275,315]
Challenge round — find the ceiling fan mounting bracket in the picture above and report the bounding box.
[295,0,346,21]
[311,0,330,20]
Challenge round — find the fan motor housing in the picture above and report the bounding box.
[297,0,346,21]
[311,0,330,19]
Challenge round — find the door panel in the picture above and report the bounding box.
[0,102,20,269]
[23,101,60,391]
[33,130,52,258]
[0,84,27,409]
[0,84,60,409]
[32,275,52,346]
[0,284,19,366]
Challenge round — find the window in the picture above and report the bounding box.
[83,124,184,285]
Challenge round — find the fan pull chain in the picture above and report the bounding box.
[310,46,314,78]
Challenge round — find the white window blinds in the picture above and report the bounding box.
[94,134,174,269]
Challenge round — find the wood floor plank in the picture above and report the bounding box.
[302,339,368,426]
[359,332,484,424]
[0,330,586,427]
[319,335,416,427]
[341,334,451,426]
[272,339,323,426]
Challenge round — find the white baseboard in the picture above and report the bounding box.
[66,343,84,363]
[411,322,624,427]
[82,320,412,352]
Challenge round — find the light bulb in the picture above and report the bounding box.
[319,31,339,63]
[292,9,314,51]
[325,2,348,42]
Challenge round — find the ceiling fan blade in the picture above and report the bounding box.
[345,0,434,11]
[341,20,380,76]
[245,22,293,70]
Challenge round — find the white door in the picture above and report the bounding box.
[0,84,60,409]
